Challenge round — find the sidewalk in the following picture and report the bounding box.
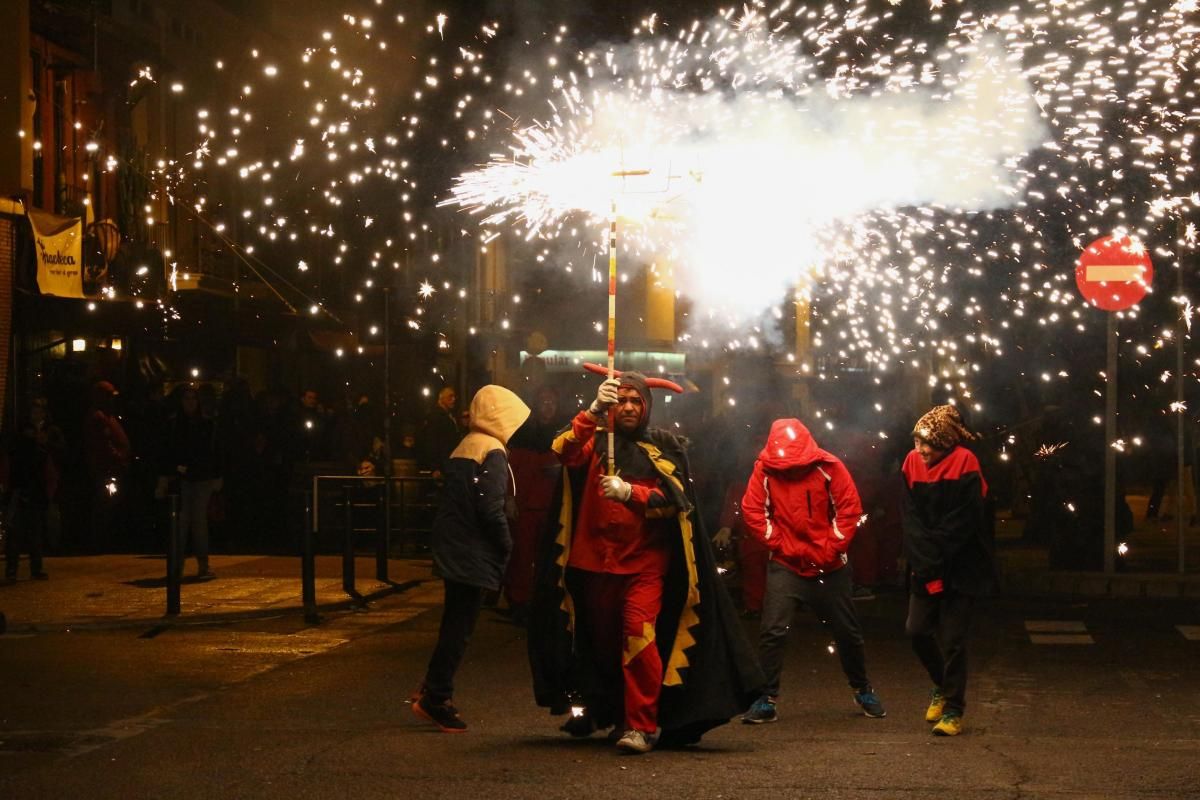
[996,492,1200,598]
[4,492,1200,633]
[0,554,434,633]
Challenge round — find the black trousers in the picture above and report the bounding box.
[758,561,870,697]
[905,589,974,715]
[422,579,485,704]
[5,491,46,577]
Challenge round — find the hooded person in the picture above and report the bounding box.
[503,386,566,623]
[528,371,763,755]
[737,419,887,724]
[901,404,995,737]
[85,380,131,553]
[412,385,530,733]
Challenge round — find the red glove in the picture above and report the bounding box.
[925,579,944,595]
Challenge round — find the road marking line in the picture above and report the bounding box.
[1025,620,1087,633]
[1029,633,1094,645]
[1177,625,1200,641]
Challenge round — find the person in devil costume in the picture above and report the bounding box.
[527,368,763,754]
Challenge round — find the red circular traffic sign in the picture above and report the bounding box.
[1075,235,1153,311]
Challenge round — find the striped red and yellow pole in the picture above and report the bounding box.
[604,170,649,478]
[607,199,618,477]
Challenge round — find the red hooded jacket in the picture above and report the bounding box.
[740,419,864,578]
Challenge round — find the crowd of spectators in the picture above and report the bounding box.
[0,377,477,575]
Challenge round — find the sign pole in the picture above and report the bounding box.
[1177,219,1187,575]
[1076,234,1153,576]
[1104,311,1117,575]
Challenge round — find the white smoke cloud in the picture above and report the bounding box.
[577,36,1047,316]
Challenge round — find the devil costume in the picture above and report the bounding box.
[527,370,763,748]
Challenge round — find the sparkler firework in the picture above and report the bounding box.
[126,0,1199,445]
[440,0,1197,382]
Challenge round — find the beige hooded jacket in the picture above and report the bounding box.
[449,385,530,463]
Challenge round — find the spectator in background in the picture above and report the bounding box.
[712,471,769,618]
[158,386,222,579]
[1144,412,1175,520]
[503,386,565,625]
[246,389,290,550]
[4,398,64,581]
[418,386,460,477]
[337,393,383,475]
[84,381,131,553]
[837,426,902,596]
[394,425,418,462]
[218,378,257,546]
[296,387,331,463]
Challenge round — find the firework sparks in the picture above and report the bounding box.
[1034,442,1070,458]
[112,0,1199,452]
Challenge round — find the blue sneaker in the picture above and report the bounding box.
[854,687,886,718]
[742,696,778,724]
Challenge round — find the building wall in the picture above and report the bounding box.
[0,214,17,429]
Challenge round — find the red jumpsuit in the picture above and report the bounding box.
[558,409,676,734]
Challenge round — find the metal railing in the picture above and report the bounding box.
[301,474,440,624]
[160,476,438,622]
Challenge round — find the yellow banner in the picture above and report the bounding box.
[28,209,83,298]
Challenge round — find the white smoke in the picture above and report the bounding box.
[577,36,1047,316]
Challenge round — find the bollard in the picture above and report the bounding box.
[342,484,356,595]
[376,477,390,582]
[166,494,181,616]
[302,488,319,624]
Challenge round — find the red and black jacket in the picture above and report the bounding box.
[901,446,996,596]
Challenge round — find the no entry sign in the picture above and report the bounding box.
[1075,234,1154,311]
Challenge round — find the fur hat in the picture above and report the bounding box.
[912,405,976,450]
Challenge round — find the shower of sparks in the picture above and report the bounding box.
[440,0,1199,386]
[90,0,1199,445]
[1034,442,1070,459]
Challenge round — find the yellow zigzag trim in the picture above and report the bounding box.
[551,429,577,632]
[637,442,700,687]
[555,474,575,633]
[623,621,656,665]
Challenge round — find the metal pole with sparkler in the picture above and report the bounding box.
[606,198,618,477]
[605,169,651,477]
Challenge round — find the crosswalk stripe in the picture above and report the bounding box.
[1177,625,1200,641]
[1029,633,1094,645]
[1025,620,1087,633]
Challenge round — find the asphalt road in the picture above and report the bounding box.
[1,585,1198,799]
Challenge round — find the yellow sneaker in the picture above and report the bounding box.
[925,688,945,723]
[932,712,963,737]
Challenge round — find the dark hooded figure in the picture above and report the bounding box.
[528,371,763,755]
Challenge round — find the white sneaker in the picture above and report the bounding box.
[615,729,654,754]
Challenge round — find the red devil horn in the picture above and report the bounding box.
[582,362,684,394]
